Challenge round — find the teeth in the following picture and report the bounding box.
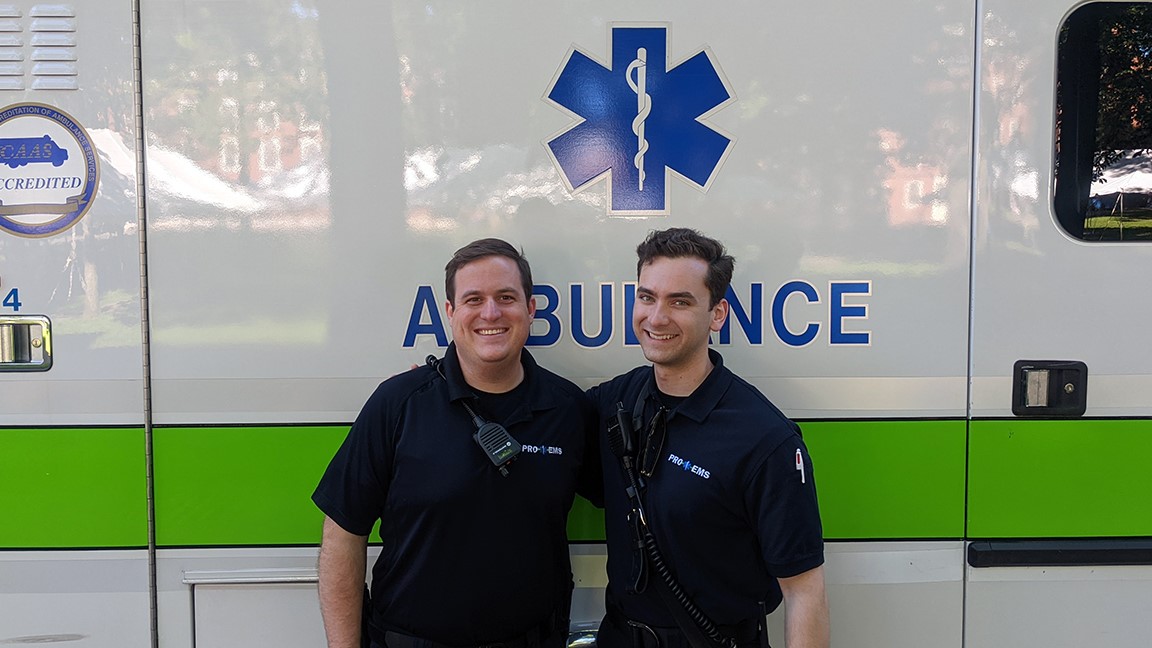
[477,328,507,335]
[648,332,676,340]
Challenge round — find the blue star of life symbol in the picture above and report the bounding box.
[544,24,735,216]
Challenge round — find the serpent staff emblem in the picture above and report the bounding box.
[545,25,734,215]
[626,48,651,191]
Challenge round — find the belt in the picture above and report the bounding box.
[380,620,553,648]
[605,606,765,648]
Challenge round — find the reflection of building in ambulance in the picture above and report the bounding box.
[140,75,331,230]
[148,87,325,189]
[878,128,948,227]
[217,112,325,185]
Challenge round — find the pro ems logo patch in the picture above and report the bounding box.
[668,453,711,479]
[544,24,735,216]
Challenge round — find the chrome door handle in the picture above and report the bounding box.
[0,315,52,371]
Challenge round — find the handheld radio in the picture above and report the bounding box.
[426,355,522,476]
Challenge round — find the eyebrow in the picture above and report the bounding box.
[459,287,521,299]
[636,286,698,301]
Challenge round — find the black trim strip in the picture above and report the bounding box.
[0,546,149,552]
[968,539,1152,567]
[7,417,1152,431]
[969,416,1152,422]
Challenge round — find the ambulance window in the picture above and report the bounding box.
[1054,3,1152,241]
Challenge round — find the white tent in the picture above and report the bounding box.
[1092,152,1152,194]
[1089,152,1152,214]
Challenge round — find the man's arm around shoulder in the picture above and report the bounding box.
[318,515,370,648]
[779,564,830,648]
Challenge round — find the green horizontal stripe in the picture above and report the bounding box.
[154,425,605,546]
[0,427,146,548]
[567,497,604,541]
[37,418,1139,547]
[16,418,1145,549]
[154,426,345,546]
[968,419,1152,538]
[802,420,967,539]
[155,421,967,546]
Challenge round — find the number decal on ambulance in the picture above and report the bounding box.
[3,287,21,312]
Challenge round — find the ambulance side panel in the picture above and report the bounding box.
[0,1,149,646]
[5,0,1148,646]
[966,2,1152,645]
[140,1,975,646]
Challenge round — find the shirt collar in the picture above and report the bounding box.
[441,343,555,422]
[639,349,732,424]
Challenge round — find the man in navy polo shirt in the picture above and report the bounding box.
[589,228,829,648]
[312,238,596,648]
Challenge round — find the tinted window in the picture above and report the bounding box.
[1055,3,1152,241]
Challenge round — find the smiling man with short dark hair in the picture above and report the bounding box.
[590,228,829,648]
[313,238,597,648]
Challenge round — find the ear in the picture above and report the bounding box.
[444,300,454,321]
[527,295,537,319]
[709,298,729,333]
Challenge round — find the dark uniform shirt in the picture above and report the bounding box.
[312,343,596,645]
[587,350,824,629]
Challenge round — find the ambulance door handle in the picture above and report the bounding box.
[0,315,52,372]
[1011,359,1086,417]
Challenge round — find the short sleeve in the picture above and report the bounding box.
[311,384,396,536]
[747,433,825,578]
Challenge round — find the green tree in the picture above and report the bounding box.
[1090,4,1152,177]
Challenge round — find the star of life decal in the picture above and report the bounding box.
[544,24,736,216]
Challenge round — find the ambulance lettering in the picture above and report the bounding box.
[403,281,872,348]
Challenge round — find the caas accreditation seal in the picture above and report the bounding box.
[0,103,100,237]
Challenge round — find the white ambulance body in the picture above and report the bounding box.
[2,0,1151,646]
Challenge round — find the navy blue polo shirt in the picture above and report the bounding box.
[588,350,824,627]
[312,343,596,645]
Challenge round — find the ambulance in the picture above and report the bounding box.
[2,0,1151,646]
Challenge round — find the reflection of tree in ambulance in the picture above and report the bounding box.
[1057,4,1152,178]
